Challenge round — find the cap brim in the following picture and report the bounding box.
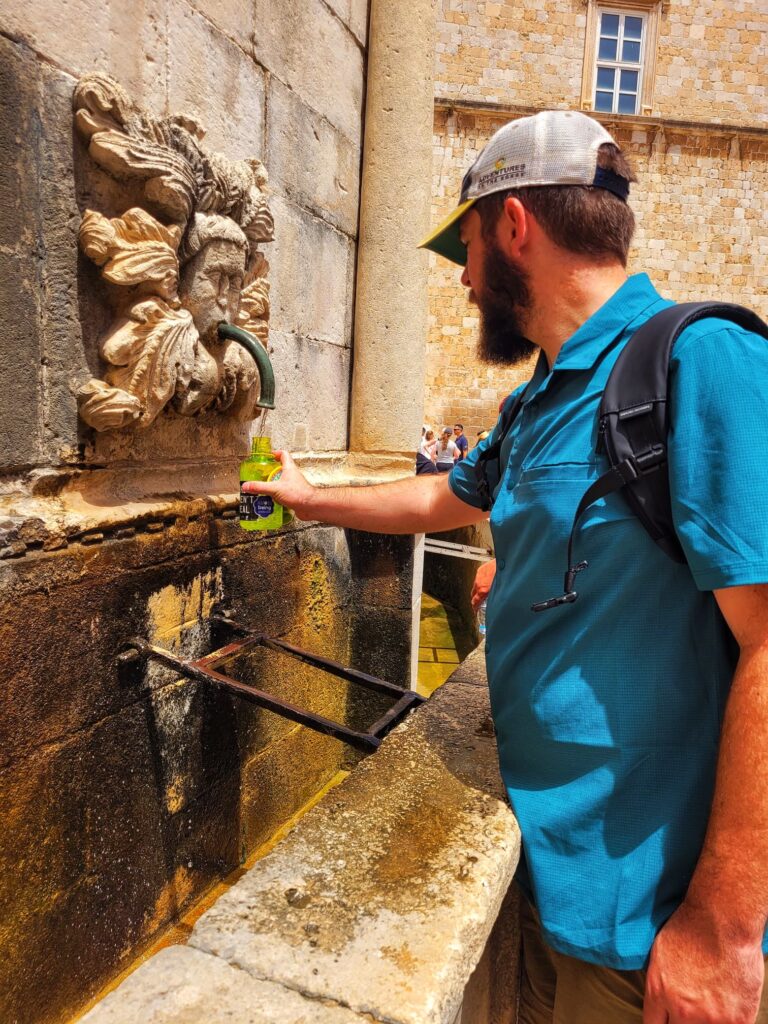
[418,197,476,266]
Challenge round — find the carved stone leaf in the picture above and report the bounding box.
[237,277,270,346]
[80,208,181,295]
[99,300,198,427]
[77,379,142,431]
[86,129,197,223]
[74,76,198,222]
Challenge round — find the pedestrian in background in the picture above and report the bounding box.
[453,423,469,460]
[416,427,438,475]
[435,428,459,472]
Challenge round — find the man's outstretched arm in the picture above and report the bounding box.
[242,450,488,534]
[644,582,768,1024]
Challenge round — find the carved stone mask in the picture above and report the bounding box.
[179,239,247,346]
[73,74,274,432]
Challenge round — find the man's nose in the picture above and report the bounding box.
[460,266,470,289]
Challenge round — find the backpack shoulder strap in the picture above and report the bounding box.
[532,301,768,612]
[600,302,768,561]
[475,387,527,512]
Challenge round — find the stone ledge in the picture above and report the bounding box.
[0,452,417,553]
[79,649,519,1024]
[79,945,366,1024]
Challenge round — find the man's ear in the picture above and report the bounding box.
[500,196,529,258]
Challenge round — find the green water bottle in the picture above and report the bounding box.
[239,436,292,531]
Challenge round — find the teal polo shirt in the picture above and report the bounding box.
[450,273,768,969]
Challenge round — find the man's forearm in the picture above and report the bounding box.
[297,473,486,534]
[685,642,768,940]
[644,585,768,1023]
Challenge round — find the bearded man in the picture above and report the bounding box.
[243,111,768,1024]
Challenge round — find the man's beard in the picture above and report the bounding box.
[476,244,537,366]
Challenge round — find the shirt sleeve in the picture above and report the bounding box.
[669,319,768,590]
[448,386,526,508]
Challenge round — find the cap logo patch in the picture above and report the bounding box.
[477,162,526,189]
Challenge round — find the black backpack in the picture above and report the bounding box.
[475,302,768,612]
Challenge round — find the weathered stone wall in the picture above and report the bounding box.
[424,0,768,442]
[1,0,367,469]
[0,4,429,1023]
[0,510,414,1024]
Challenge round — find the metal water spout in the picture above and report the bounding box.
[218,322,276,409]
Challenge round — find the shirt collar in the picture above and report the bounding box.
[549,273,668,373]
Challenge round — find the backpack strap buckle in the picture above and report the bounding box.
[531,561,589,613]
[634,444,666,473]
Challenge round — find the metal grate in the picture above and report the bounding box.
[118,613,425,754]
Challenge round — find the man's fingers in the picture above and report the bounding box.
[241,480,279,494]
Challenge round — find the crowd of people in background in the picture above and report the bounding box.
[415,423,490,475]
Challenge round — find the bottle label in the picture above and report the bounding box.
[239,490,275,520]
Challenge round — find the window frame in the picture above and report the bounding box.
[580,0,662,117]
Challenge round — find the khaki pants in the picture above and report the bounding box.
[518,896,768,1024]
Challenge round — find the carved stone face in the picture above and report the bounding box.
[178,239,247,345]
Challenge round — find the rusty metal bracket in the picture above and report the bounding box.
[120,615,425,755]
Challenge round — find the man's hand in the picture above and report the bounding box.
[241,450,316,520]
[644,893,764,1023]
[240,450,488,534]
[471,558,496,611]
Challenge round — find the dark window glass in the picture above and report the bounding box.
[620,69,639,90]
[622,39,641,62]
[624,16,643,39]
[601,12,620,35]
[595,91,614,111]
[599,36,618,60]
[597,66,616,89]
[618,92,637,114]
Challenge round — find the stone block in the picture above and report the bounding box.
[266,75,360,237]
[189,663,519,1024]
[322,0,369,47]
[267,329,351,452]
[239,723,351,853]
[0,521,371,1019]
[0,547,220,767]
[148,678,241,816]
[267,195,355,348]
[0,876,128,1024]
[0,38,43,469]
[0,704,169,1023]
[80,945,367,1023]
[167,0,266,161]
[251,0,364,145]
[349,605,413,689]
[349,0,369,45]
[165,771,243,899]
[459,883,520,1024]
[38,61,91,460]
[0,250,43,469]
[0,36,41,249]
[218,523,351,642]
[184,0,256,52]
[347,530,415,611]
[1,0,168,116]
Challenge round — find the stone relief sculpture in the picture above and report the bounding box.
[74,74,274,431]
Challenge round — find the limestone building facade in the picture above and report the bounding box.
[425,0,768,443]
